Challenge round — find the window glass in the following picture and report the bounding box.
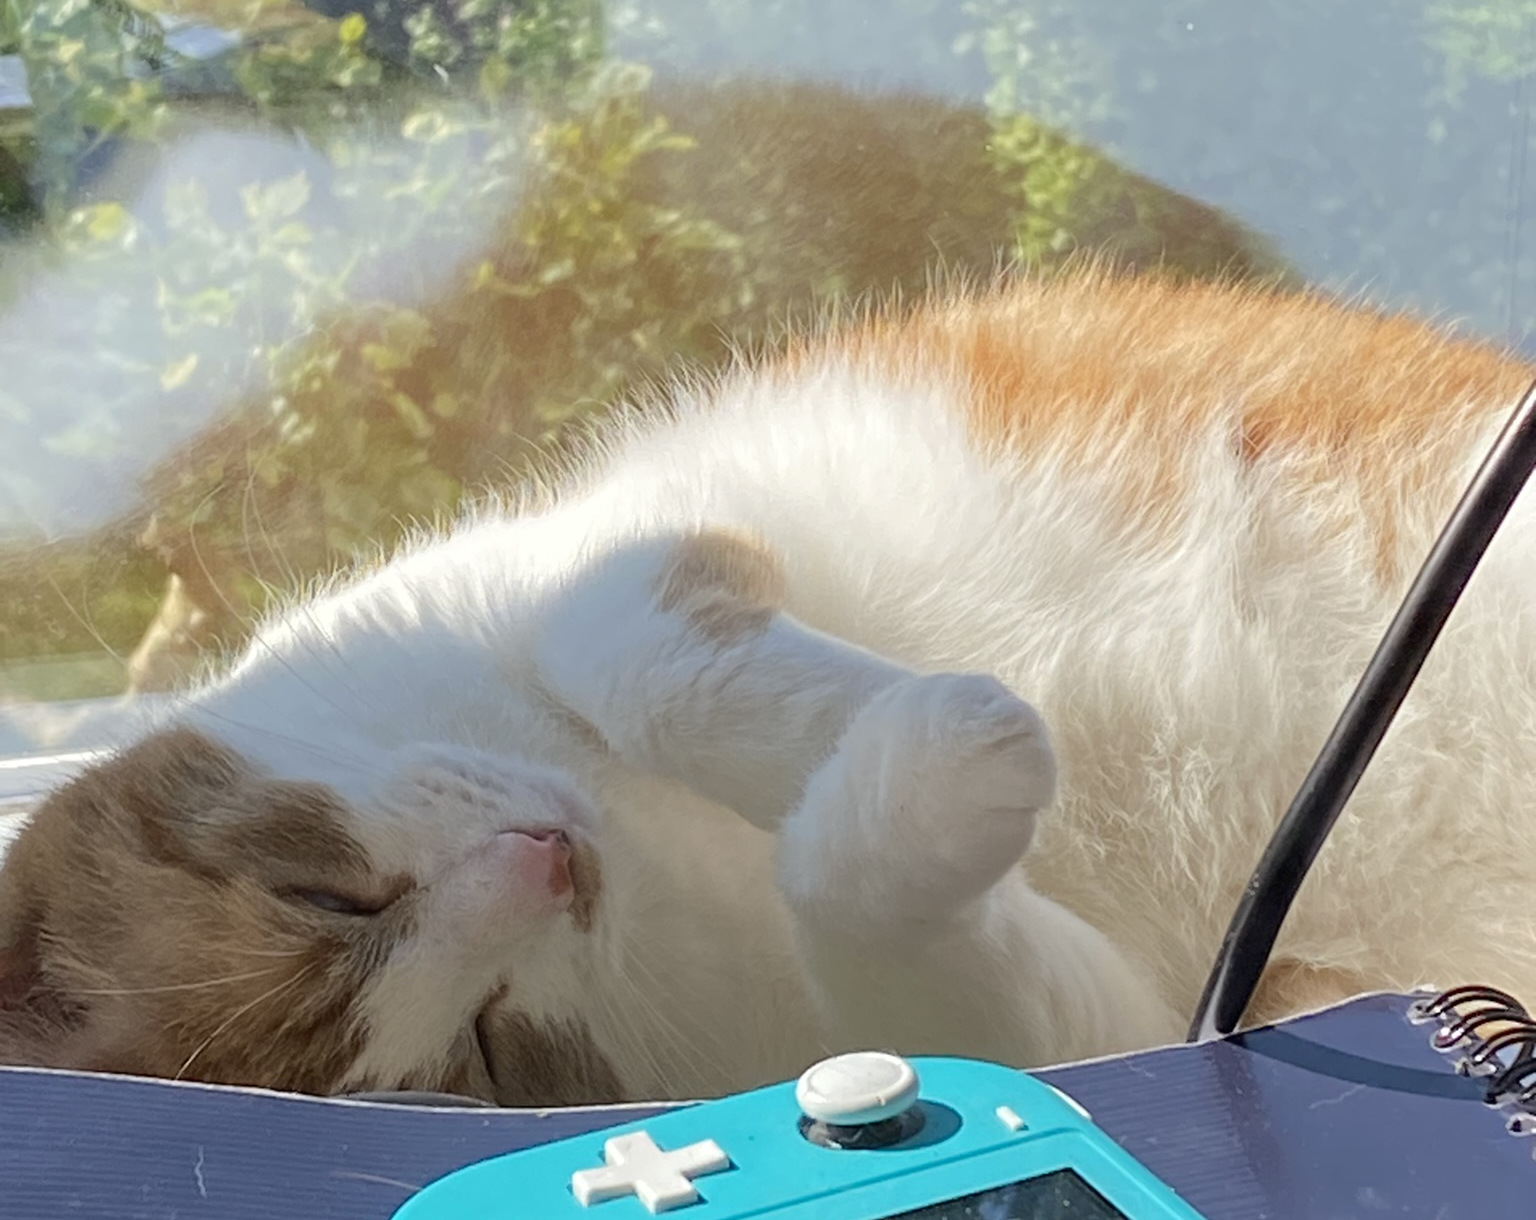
[1,0,1532,769]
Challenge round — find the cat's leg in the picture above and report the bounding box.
[534,529,1171,1059]
[777,673,1181,1065]
[533,529,911,829]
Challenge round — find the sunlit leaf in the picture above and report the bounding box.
[158,354,199,390]
[83,201,128,241]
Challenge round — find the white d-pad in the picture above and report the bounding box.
[571,1132,731,1214]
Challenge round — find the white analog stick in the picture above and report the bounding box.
[794,1052,921,1126]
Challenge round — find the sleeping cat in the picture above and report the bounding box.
[3,268,1535,1106]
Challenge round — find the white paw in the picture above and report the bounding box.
[778,673,1056,931]
[863,672,1055,834]
[533,542,675,731]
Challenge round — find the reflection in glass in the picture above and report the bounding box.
[1,1,1531,755]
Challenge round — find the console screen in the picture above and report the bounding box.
[884,1168,1131,1219]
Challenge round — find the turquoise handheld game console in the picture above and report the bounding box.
[392,1051,1207,1219]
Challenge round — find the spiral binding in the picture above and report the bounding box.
[1411,985,1536,1135]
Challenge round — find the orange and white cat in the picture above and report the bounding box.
[2,269,1534,1105]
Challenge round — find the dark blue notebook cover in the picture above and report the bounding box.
[0,992,1527,1219]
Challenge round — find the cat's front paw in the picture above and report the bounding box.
[532,531,784,739]
[861,673,1055,855]
[778,673,1056,933]
[899,672,1056,824]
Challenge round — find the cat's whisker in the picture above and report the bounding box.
[175,704,380,774]
[183,512,381,736]
[141,684,380,773]
[73,964,290,997]
[239,457,302,595]
[590,952,673,1088]
[40,567,128,666]
[294,610,381,698]
[174,964,315,1082]
[597,987,673,1092]
[637,962,739,1086]
[201,490,352,705]
[608,944,734,1090]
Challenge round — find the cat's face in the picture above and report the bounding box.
[0,725,619,1104]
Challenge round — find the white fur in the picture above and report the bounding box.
[132,351,1536,1098]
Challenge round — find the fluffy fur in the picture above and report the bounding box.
[3,268,1534,1104]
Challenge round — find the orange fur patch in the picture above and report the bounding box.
[808,271,1536,583]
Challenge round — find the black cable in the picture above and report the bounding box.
[1189,372,1536,1043]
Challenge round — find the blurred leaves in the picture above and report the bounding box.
[15,0,168,206]
[1426,0,1536,98]
[0,0,1290,694]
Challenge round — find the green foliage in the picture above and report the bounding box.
[14,0,168,207]
[232,13,382,105]
[485,63,746,431]
[1425,0,1536,97]
[0,524,164,696]
[958,0,1112,129]
[0,0,1289,695]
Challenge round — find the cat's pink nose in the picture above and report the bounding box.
[492,828,573,899]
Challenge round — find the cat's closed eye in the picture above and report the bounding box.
[284,887,394,917]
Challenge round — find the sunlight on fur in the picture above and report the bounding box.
[2,268,1534,1105]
